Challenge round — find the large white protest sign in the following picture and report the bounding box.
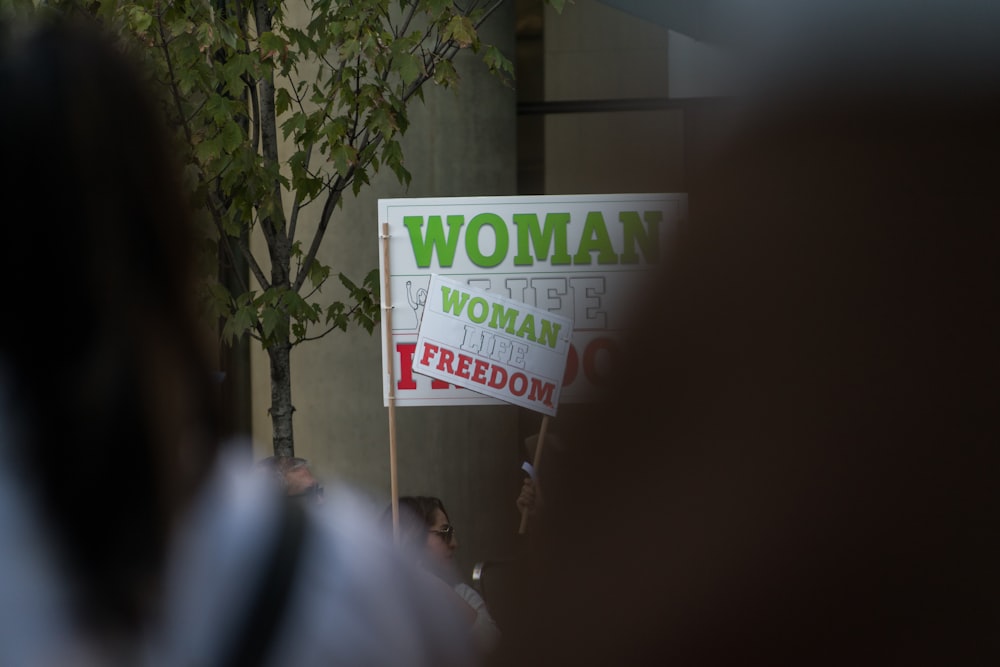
[413,276,573,416]
[379,193,686,408]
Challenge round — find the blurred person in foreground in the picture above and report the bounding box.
[0,18,471,667]
[498,3,1000,666]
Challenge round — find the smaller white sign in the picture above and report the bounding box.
[413,275,574,416]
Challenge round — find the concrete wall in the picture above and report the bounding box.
[544,0,683,193]
[247,0,683,584]
[250,3,525,580]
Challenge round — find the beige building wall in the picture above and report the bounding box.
[250,3,525,581]
[247,0,683,585]
[544,0,683,194]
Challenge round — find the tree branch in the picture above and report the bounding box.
[473,0,506,30]
[207,191,272,290]
[153,1,271,295]
[283,0,510,301]
[301,277,328,302]
[252,0,287,265]
[395,0,419,39]
[290,20,463,296]
[156,5,194,147]
[295,300,367,345]
[286,78,316,245]
[350,53,363,141]
[287,142,311,243]
[291,177,345,294]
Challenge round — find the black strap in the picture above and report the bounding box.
[220,500,307,667]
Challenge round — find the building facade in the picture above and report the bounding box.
[247,0,697,584]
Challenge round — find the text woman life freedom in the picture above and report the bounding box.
[412,276,573,416]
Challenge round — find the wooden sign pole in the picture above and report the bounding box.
[381,222,400,542]
[518,415,549,534]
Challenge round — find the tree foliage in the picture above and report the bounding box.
[24,0,563,455]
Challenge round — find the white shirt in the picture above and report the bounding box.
[454,582,501,654]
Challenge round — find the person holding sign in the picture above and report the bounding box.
[515,432,565,525]
[515,478,539,518]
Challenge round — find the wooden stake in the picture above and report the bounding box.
[381,222,400,542]
[518,415,549,534]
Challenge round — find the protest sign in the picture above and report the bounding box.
[379,193,686,408]
[413,275,573,416]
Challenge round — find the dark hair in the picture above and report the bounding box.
[398,496,448,527]
[0,19,220,634]
[392,496,448,553]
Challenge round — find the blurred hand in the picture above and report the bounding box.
[516,478,540,515]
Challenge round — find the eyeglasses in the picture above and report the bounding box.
[288,483,324,502]
[429,524,455,543]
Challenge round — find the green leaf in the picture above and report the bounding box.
[422,0,450,13]
[322,116,349,148]
[219,21,239,50]
[220,319,237,345]
[232,305,256,337]
[285,27,318,55]
[363,268,381,298]
[351,166,370,196]
[326,301,349,332]
[275,87,293,116]
[128,6,152,33]
[281,112,307,140]
[433,59,458,87]
[221,121,243,153]
[339,36,361,61]
[368,105,398,136]
[443,15,477,48]
[330,143,356,177]
[382,139,411,186]
[259,31,287,62]
[483,45,514,76]
[261,306,282,338]
[306,259,331,289]
[339,273,358,292]
[194,135,223,164]
[393,52,423,86]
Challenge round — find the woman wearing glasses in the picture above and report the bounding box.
[397,496,502,655]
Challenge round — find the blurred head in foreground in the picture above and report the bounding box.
[503,3,1000,665]
[0,18,219,636]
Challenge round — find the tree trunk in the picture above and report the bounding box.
[268,341,294,457]
[219,230,253,440]
[253,0,294,458]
